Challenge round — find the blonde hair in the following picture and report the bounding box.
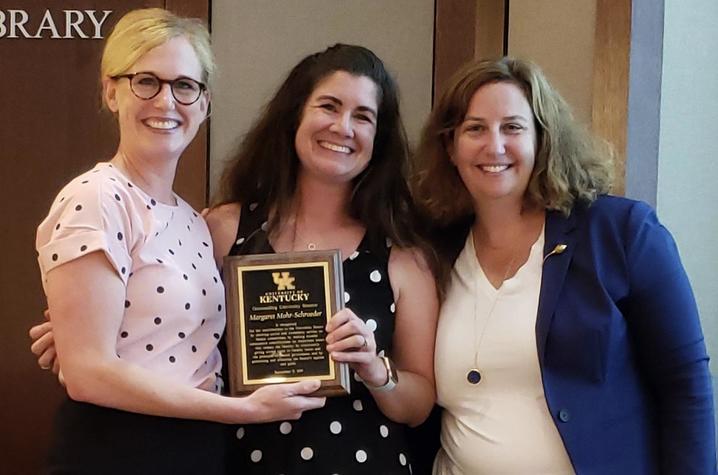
[101,8,215,90]
[414,57,613,224]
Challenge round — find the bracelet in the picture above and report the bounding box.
[363,355,398,392]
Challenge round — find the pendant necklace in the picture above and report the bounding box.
[467,238,518,385]
[467,239,568,385]
[291,213,320,251]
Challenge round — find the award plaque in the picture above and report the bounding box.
[223,250,350,397]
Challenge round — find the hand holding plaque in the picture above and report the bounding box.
[223,250,350,397]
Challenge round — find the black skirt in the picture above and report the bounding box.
[46,399,228,475]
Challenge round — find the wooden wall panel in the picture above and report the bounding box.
[475,0,505,60]
[0,1,208,472]
[167,0,211,207]
[434,0,505,102]
[592,0,631,195]
[434,0,477,101]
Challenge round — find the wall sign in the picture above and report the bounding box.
[0,9,112,39]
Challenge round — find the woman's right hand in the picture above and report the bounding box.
[28,307,326,423]
[241,380,326,423]
[29,310,60,375]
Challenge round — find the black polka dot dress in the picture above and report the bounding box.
[227,202,413,474]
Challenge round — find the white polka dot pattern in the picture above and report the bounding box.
[250,449,262,462]
[227,203,411,473]
[300,447,314,460]
[279,422,292,434]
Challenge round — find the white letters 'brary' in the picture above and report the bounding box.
[0,10,112,39]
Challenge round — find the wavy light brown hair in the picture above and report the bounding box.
[414,57,613,226]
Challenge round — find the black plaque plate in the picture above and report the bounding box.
[223,250,350,397]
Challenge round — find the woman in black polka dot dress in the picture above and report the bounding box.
[206,45,439,474]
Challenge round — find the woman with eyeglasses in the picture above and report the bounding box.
[33,9,323,474]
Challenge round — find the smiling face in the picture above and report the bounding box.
[294,71,379,184]
[450,81,537,205]
[103,35,209,162]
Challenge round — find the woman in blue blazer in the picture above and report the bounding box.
[414,57,716,474]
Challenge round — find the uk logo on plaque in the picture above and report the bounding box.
[272,271,295,290]
[224,251,350,397]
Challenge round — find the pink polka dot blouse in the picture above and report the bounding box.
[36,163,225,392]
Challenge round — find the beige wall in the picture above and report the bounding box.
[209,0,435,194]
[507,0,597,127]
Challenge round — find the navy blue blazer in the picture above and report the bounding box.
[539,195,716,474]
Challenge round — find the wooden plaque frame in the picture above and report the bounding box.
[223,250,350,397]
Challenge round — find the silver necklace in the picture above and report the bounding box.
[290,213,320,251]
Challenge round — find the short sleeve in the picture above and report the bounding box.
[36,175,133,285]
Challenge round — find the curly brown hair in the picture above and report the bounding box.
[414,57,613,226]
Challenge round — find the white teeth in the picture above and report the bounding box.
[319,141,351,154]
[145,119,179,130]
[480,165,509,173]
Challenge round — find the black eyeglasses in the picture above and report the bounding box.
[112,72,207,105]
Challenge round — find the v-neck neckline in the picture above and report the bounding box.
[467,227,545,296]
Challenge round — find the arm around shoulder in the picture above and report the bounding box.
[205,202,241,269]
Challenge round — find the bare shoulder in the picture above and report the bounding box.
[205,202,242,267]
[388,246,431,275]
[388,246,436,301]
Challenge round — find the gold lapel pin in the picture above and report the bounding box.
[543,243,567,263]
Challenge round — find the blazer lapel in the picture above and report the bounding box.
[536,208,579,366]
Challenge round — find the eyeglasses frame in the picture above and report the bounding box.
[111,72,207,106]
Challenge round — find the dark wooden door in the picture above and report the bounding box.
[0,1,209,472]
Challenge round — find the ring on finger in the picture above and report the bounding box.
[361,335,368,349]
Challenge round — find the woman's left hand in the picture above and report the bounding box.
[325,308,386,387]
